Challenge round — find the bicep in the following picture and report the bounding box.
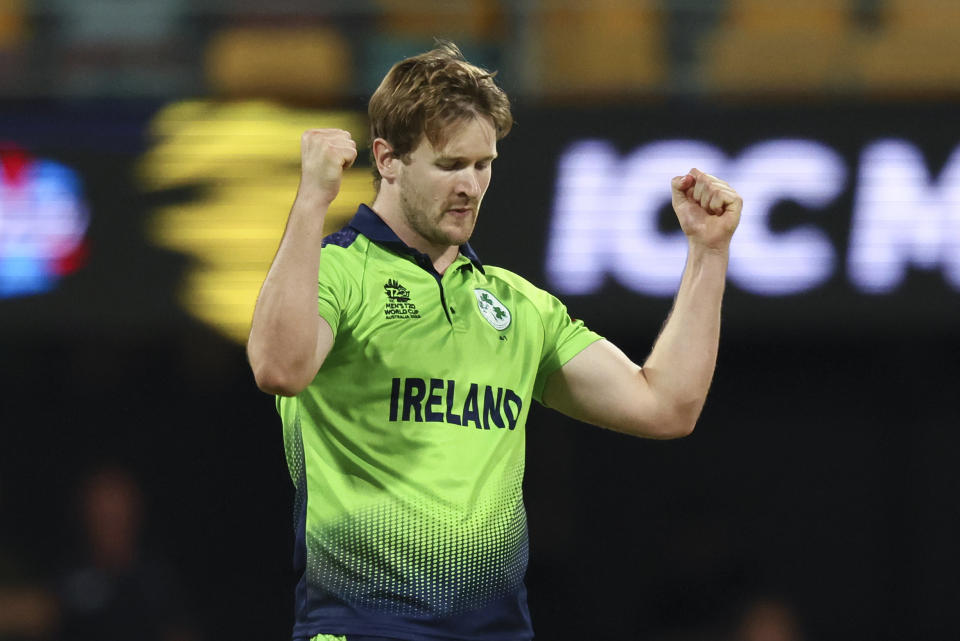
[541,340,679,438]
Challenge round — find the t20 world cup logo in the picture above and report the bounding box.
[0,144,89,298]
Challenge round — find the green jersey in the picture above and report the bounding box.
[280,205,602,641]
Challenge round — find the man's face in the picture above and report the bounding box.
[395,116,497,250]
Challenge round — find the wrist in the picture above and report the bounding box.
[294,181,336,216]
[687,238,731,259]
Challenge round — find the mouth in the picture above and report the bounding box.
[446,206,474,217]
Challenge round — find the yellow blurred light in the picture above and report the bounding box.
[139,100,373,344]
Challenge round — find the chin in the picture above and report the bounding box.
[437,221,476,246]
[448,227,476,247]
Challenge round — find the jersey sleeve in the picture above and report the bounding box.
[315,244,357,339]
[532,291,603,403]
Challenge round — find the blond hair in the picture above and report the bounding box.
[368,41,513,189]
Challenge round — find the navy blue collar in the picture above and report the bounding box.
[347,204,485,273]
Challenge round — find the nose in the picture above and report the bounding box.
[456,168,482,199]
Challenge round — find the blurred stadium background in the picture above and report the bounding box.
[1,1,958,640]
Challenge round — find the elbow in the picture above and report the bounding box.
[251,363,306,396]
[248,350,313,397]
[633,416,696,440]
[655,400,703,439]
[657,416,698,440]
[624,400,701,440]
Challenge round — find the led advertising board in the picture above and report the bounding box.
[1,102,957,339]
[474,104,960,337]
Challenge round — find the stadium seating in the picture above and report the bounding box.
[0,0,26,48]
[700,0,853,95]
[532,0,666,99]
[205,25,354,103]
[855,0,960,95]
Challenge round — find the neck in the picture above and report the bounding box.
[370,192,460,274]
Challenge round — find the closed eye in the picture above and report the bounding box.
[436,157,496,171]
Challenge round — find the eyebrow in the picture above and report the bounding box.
[436,153,498,163]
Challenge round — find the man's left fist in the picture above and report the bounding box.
[670,168,742,251]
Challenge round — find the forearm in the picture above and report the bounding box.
[543,170,738,439]
[247,184,329,391]
[641,242,728,431]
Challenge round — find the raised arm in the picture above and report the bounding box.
[542,168,742,438]
[247,129,357,397]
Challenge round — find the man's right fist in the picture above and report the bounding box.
[300,129,358,204]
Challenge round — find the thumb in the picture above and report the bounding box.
[342,145,359,169]
[671,173,693,206]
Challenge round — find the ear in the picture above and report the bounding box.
[372,138,398,184]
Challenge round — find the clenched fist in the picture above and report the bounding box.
[671,168,742,252]
[300,129,358,205]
